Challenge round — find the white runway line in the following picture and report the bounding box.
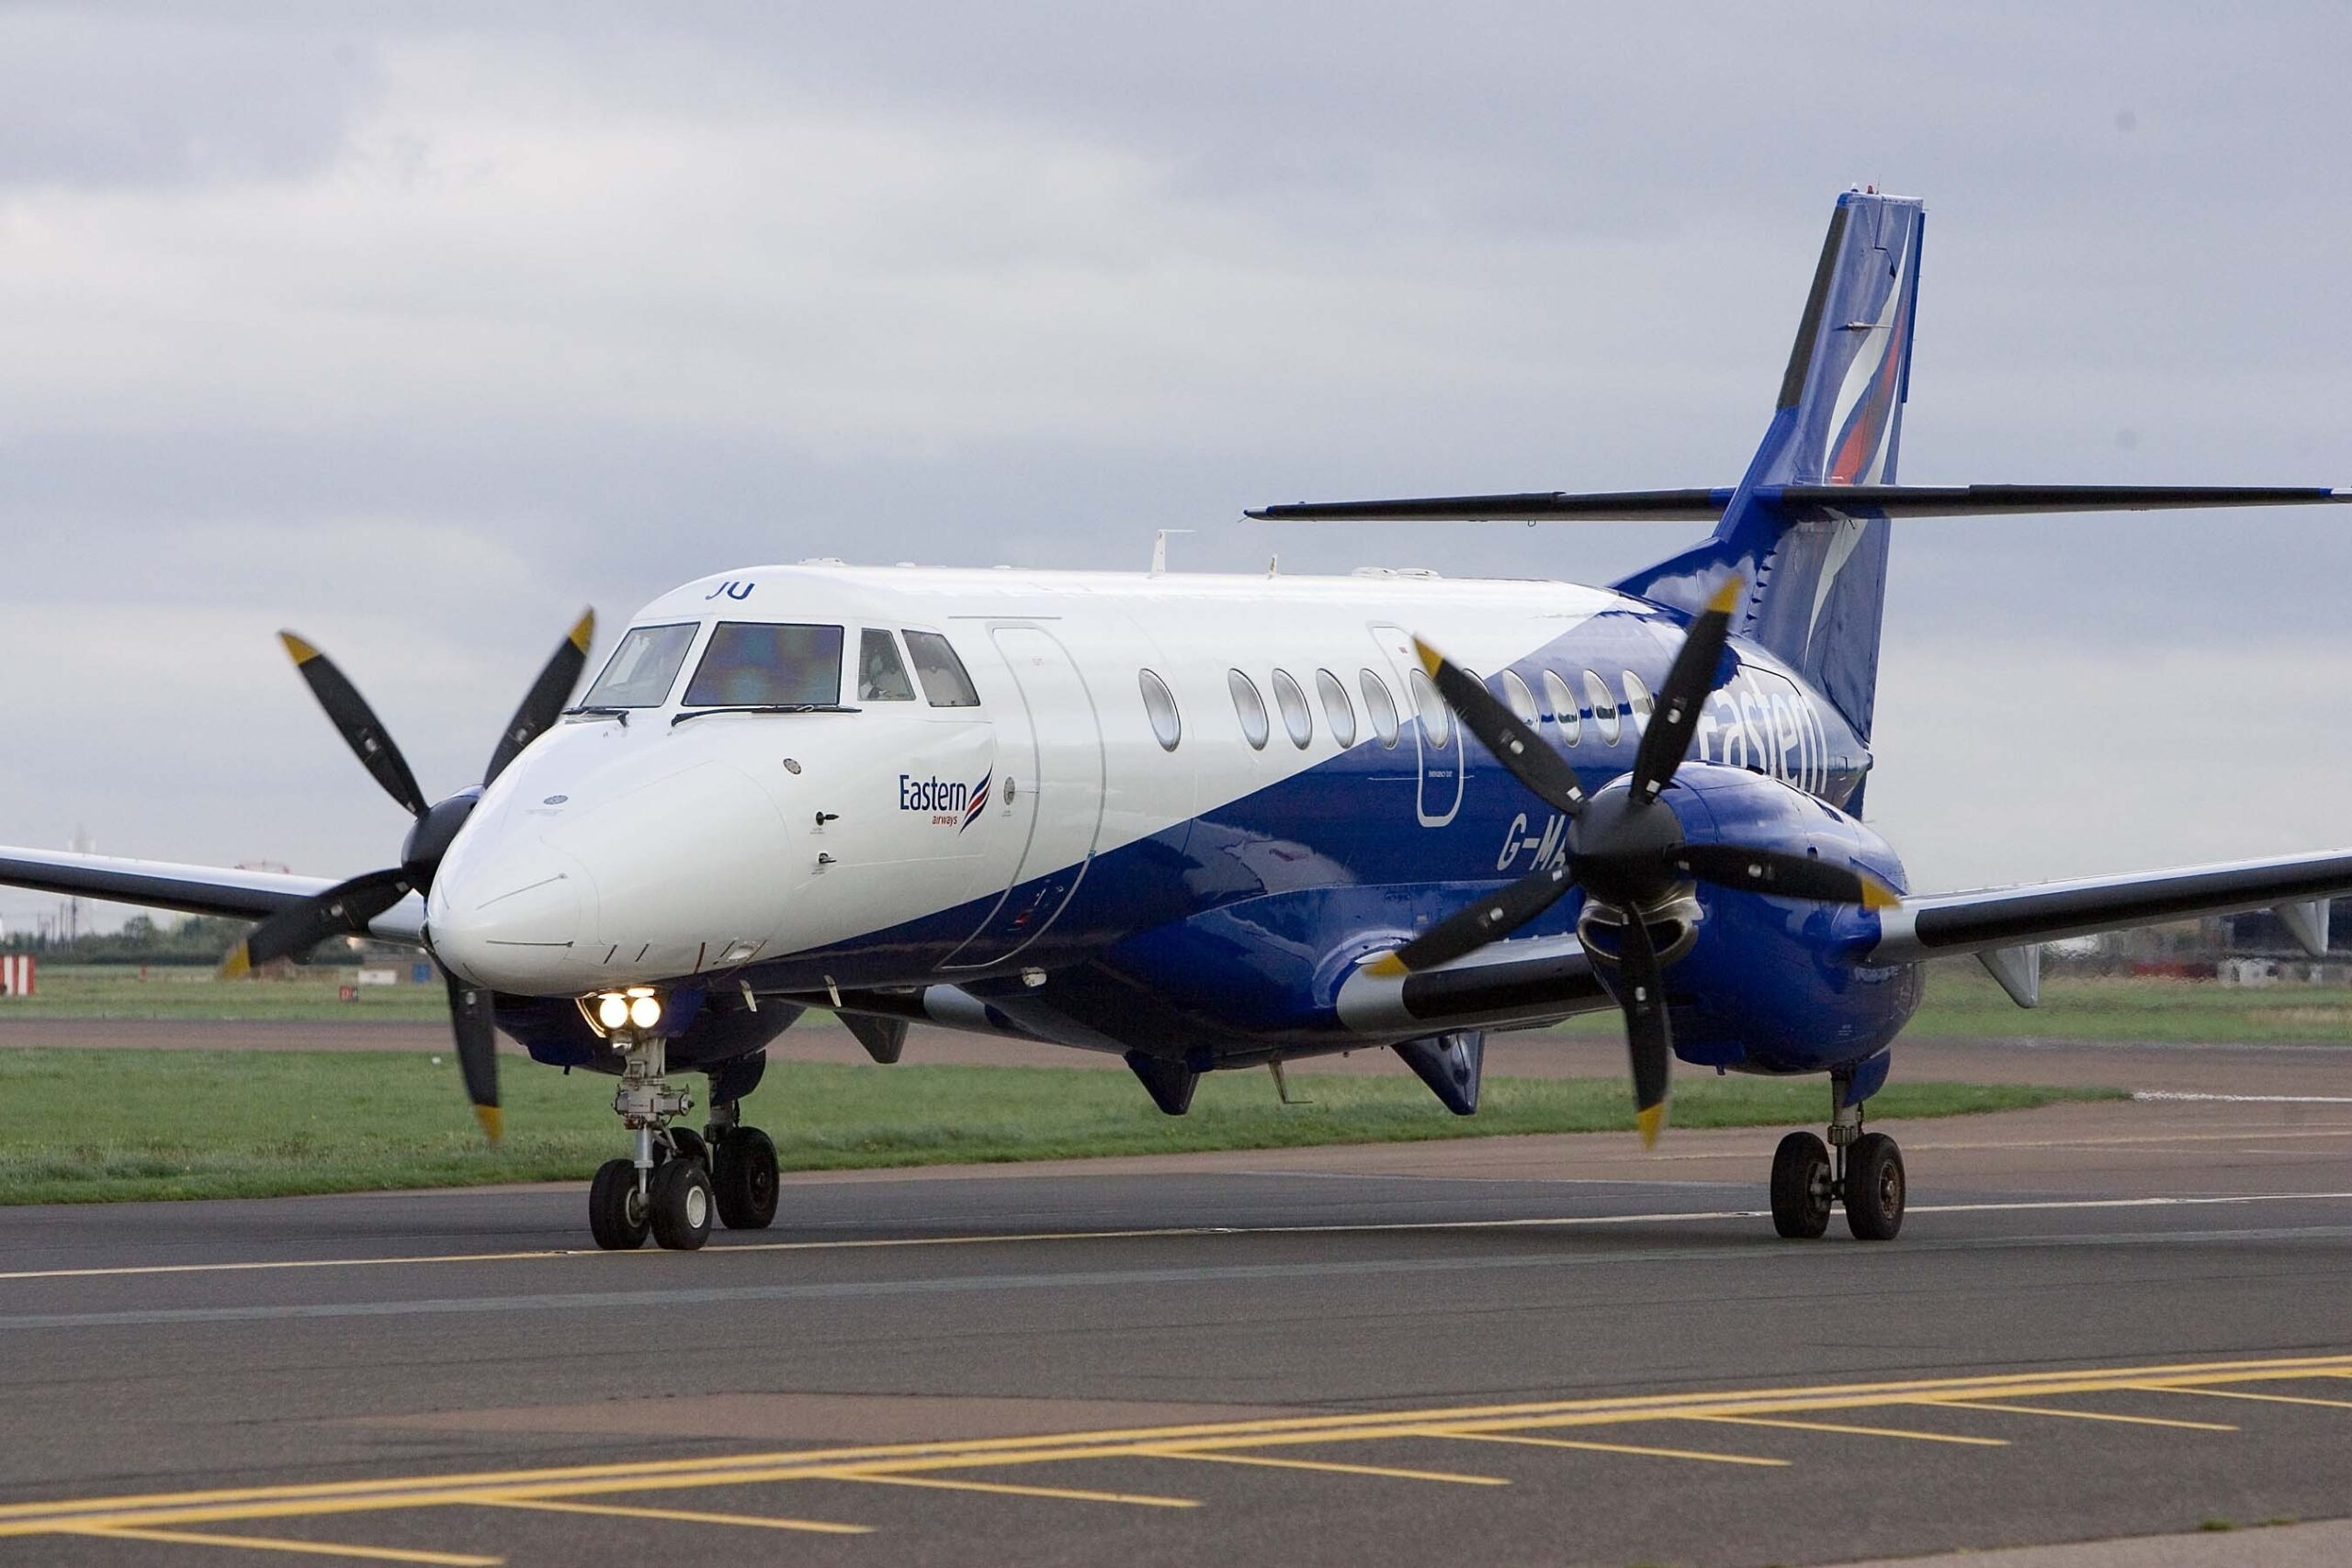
[7,1191,2352,1284]
[2132,1091,2352,1104]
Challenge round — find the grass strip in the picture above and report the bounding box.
[0,1049,2118,1205]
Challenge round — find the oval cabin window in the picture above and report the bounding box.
[1139,669,1182,751]
[1584,670,1622,746]
[1360,670,1401,749]
[1623,670,1655,738]
[1408,669,1451,750]
[1544,669,1579,746]
[1228,669,1271,750]
[1271,669,1314,749]
[1317,669,1356,748]
[1502,669,1539,728]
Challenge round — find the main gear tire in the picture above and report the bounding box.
[1769,1131,1833,1239]
[1844,1132,1906,1242]
[713,1126,780,1230]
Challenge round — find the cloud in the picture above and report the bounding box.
[0,4,2347,930]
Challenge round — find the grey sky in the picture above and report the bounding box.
[4,4,2347,932]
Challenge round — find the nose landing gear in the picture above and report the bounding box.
[585,1030,781,1249]
[1767,1071,1905,1241]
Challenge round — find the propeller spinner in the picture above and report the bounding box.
[1367,580,1897,1145]
[220,612,596,1140]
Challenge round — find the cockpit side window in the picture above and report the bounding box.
[582,623,698,708]
[902,630,981,707]
[682,623,844,707]
[857,628,918,701]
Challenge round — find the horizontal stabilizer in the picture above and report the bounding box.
[1247,484,2348,524]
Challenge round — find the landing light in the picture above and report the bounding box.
[595,993,630,1031]
[628,994,662,1031]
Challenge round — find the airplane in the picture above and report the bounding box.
[6,187,2351,1252]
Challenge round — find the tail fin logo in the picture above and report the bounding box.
[1823,223,1917,485]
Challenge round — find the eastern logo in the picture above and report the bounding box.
[901,768,990,832]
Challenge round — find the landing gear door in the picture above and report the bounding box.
[941,624,1106,967]
[1370,623,1463,828]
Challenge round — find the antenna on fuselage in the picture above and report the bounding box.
[1149,529,1193,575]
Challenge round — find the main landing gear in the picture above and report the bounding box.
[586,1032,781,1251]
[1768,1070,1905,1241]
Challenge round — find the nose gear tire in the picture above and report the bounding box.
[649,1158,715,1250]
[1844,1131,1905,1241]
[588,1157,650,1251]
[1769,1131,1833,1239]
[712,1126,780,1230]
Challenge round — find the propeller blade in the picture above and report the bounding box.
[445,970,502,1141]
[1617,911,1673,1147]
[1666,842,1902,908]
[484,610,596,787]
[280,632,430,818]
[220,867,415,977]
[1412,638,1586,818]
[1628,577,1743,805]
[1367,862,1577,976]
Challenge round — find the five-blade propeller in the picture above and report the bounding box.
[220,611,595,1140]
[1369,578,1898,1145]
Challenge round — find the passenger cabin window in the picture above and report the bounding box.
[1502,670,1540,728]
[1408,669,1451,750]
[1228,670,1270,750]
[1623,671,1655,737]
[1583,670,1622,746]
[1317,669,1356,748]
[902,630,980,707]
[1543,669,1579,745]
[683,623,843,707]
[857,628,917,701]
[1139,669,1182,751]
[582,623,697,708]
[1271,668,1313,749]
[1360,669,1400,749]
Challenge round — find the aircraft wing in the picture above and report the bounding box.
[0,847,426,943]
[1869,848,2352,965]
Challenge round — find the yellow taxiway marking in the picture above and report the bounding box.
[475,1497,869,1534]
[15,1189,2352,1283]
[1433,1429,1787,1467]
[8,1351,2347,1537]
[814,1472,1198,1508]
[2126,1383,2352,1413]
[1677,1413,2008,1447]
[65,1524,501,1565]
[1135,1448,1508,1485]
[1924,1400,2238,1432]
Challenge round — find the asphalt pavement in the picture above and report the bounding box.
[3,1038,2351,1567]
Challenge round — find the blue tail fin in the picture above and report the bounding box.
[1615,190,1925,743]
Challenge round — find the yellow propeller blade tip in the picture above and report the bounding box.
[1634,1102,1667,1148]
[1409,636,1445,678]
[219,944,252,981]
[1861,877,1902,911]
[474,1104,503,1143]
[1365,952,1409,979]
[567,609,595,652]
[277,630,320,666]
[1704,577,1744,615]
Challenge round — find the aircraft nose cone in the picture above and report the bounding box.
[427,843,597,992]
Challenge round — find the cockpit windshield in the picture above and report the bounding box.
[683,623,844,707]
[582,623,697,708]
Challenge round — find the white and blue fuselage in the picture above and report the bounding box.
[428,560,1917,1083]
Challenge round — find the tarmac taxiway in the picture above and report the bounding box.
[2,1026,2350,1566]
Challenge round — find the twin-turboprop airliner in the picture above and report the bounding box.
[8,189,2351,1250]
